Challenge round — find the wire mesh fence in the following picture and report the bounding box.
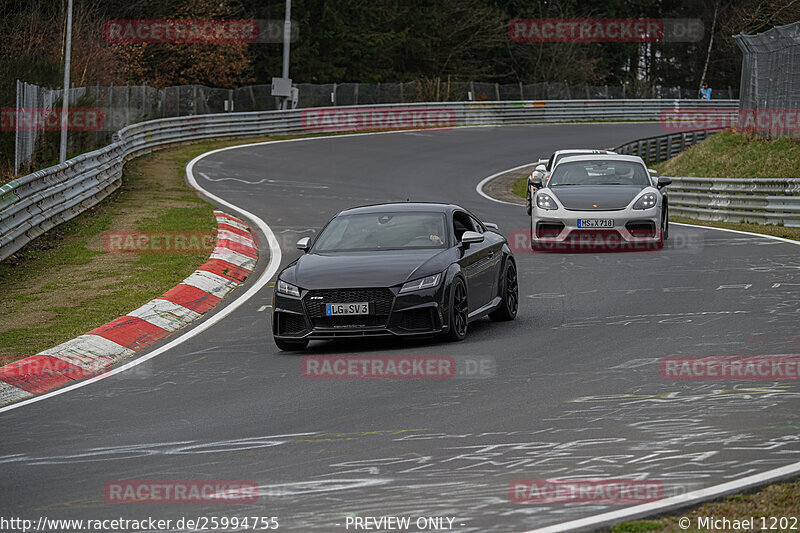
[5,80,738,176]
[734,21,800,139]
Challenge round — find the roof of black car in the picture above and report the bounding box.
[338,202,461,216]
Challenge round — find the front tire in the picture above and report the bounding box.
[445,277,468,342]
[275,337,309,351]
[656,208,667,249]
[490,260,519,321]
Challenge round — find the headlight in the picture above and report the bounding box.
[277,279,300,297]
[399,273,441,294]
[536,193,558,211]
[633,193,658,210]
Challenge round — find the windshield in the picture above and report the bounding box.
[549,160,650,187]
[312,212,448,252]
[553,151,604,168]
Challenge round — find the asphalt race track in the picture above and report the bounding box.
[2,124,800,532]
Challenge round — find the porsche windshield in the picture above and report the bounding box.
[312,212,448,252]
[549,160,651,187]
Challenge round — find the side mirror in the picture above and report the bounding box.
[648,168,658,176]
[484,222,499,230]
[535,164,547,173]
[460,231,484,247]
[657,177,672,189]
[296,237,311,252]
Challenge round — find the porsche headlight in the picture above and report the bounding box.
[399,273,441,294]
[536,193,558,211]
[633,193,658,210]
[277,279,300,297]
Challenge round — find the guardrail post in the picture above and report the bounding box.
[666,135,673,159]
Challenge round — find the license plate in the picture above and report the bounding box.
[578,219,613,228]
[325,302,369,316]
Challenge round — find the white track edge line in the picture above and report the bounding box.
[476,163,536,205]
[523,460,800,533]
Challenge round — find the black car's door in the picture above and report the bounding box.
[452,211,496,312]
[468,213,504,301]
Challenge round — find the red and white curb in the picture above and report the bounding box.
[0,210,257,407]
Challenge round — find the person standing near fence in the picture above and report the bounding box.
[700,83,712,99]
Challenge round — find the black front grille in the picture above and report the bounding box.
[568,229,622,243]
[278,313,306,335]
[397,308,434,331]
[304,288,394,316]
[313,315,388,328]
[304,288,395,329]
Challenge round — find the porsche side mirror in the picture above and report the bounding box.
[657,177,672,189]
[296,237,311,252]
[535,164,547,173]
[484,222,499,230]
[460,231,484,247]
[648,168,658,176]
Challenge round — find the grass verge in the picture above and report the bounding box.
[511,175,528,199]
[608,478,800,532]
[0,136,272,365]
[653,130,800,178]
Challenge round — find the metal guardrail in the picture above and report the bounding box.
[0,99,740,261]
[668,177,800,227]
[614,130,719,165]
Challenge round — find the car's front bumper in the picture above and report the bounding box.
[531,207,662,250]
[272,284,449,340]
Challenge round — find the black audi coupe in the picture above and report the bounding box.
[271,203,518,350]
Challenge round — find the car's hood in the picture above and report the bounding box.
[291,250,446,289]
[550,185,644,210]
